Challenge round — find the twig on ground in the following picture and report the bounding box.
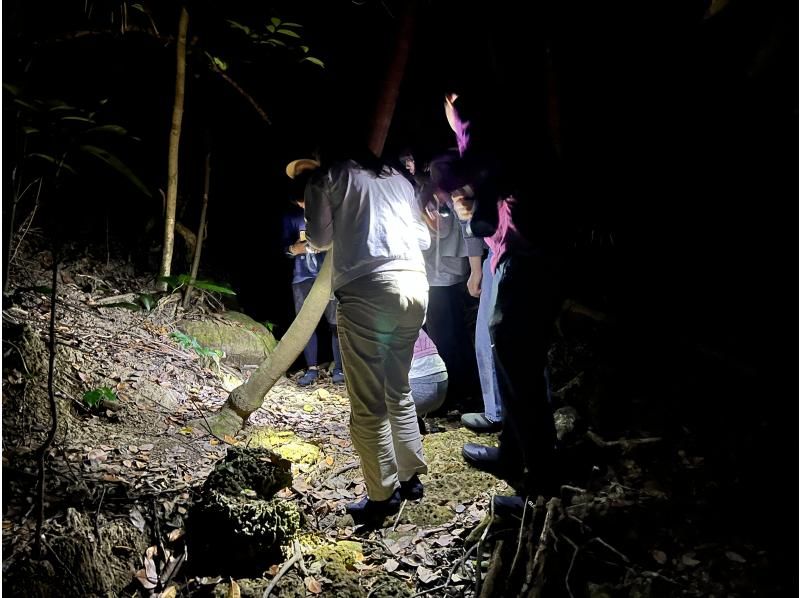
[293,539,309,576]
[262,541,302,598]
[94,486,107,543]
[508,495,530,579]
[391,499,407,532]
[586,430,662,450]
[474,496,495,596]
[34,258,59,559]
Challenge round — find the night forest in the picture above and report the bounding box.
[2,0,797,597]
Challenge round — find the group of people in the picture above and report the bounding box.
[281,92,563,523]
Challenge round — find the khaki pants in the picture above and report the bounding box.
[336,270,429,501]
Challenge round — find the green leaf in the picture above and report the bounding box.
[60,115,96,124]
[270,17,281,27]
[300,45,310,53]
[78,144,152,197]
[212,56,228,71]
[191,279,236,295]
[27,153,77,175]
[136,293,156,311]
[22,126,39,135]
[277,28,300,38]
[85,124,128,136]
[263,38,286,47]
[83,386,117,407]
[3,83,21,96]
[301,56,325,68]
[281,22,303,28]
[227,19,251,35]
[12,98,40,112]
[131,3,146,13]
[266,24,276,33]
[263,320,276,332]
[47,104,78,112]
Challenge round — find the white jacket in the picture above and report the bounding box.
[304,160,430,291]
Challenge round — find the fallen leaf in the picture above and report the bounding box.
[159,586,177,598]
[129,507,146,531]
[652,550,668,565]
[384,559,399,572]
[167,528,185,542]
[128,445,139,453]
[416,566,439,584]
[267,564,280,576]
[304,576,322,594]
[681,553,700,567]
[197,576,223,585]
[435,534,454,547]
[227,579,241,598]
[210,438,220,446]
[146,545,158,559]
[134,568,157,589]
[123,459,133,468]
[179,427,193,435]
[223,434,238,445]
[396,524,416,533]
[725,551,747,563]
[87,448,108,464]
[140,443,155,451]
[314,388,330,399]
[303,404,314,413]
[325,456,334,466]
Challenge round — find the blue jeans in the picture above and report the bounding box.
[292,279,341,370]
[476,251,503,422]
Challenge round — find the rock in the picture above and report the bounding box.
[134,379,179,411]
[179,312,277,367]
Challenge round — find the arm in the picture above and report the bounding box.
[304,171,334,251]
[467,255,482,298]
[282,213,306,256]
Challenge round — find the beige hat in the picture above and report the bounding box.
[285,158,320,179]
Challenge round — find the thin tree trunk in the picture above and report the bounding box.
[197,254,333,435]
[158,5,189,291]
[183,144,211,309]
[367,0,418,156]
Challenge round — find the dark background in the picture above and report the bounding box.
[4,0,798,562]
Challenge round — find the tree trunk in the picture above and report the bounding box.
[157,5,189,291]
[197,254,333,436]
[367,0,418,156]
[183,143,211,309]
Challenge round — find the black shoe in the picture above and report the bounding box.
[346,489,402,524]
[399,474,423,500]
[492,495,529,517]
[417,416,427,435]
[462,443,502,473]
[462,443,524,482]
[460,413,502,433]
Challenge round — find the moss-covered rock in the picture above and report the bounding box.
[179,311,277,367]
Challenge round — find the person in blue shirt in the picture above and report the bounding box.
[283,160,344,386]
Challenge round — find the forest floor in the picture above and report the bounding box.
[1,242,786,597]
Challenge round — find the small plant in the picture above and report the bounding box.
[159,274,236,296]
[82,386,117,408]
[170,330,224,371]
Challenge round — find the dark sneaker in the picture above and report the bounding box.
[399,474,423,500]
[297,369,319,387]
[332,368,345,384]
[460,413,502,433]
[491,495,529,517]
[346,489,402,525]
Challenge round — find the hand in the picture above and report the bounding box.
[288,240,307,256]
[467,269,482,298]
[451,194,475,221]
